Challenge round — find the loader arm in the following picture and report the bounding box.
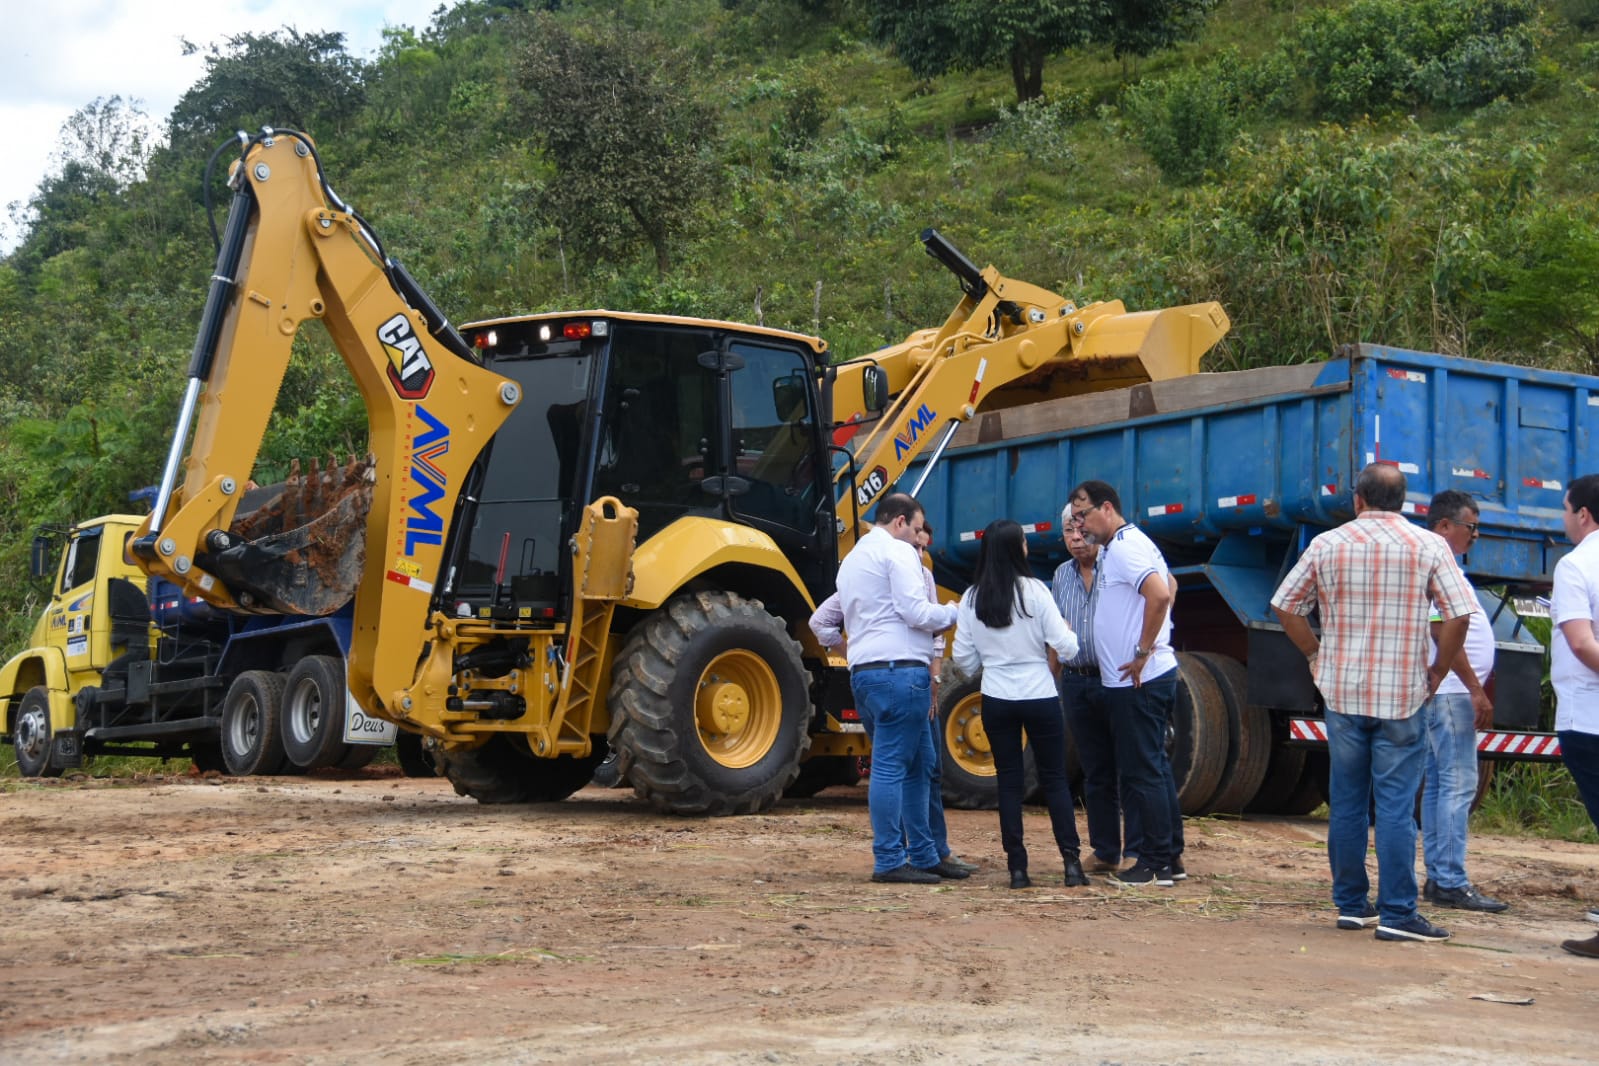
[131,129,520,721]
[830,229,1229,553]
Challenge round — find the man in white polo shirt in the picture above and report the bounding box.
[1551,473,1599,959]
[1068,479,1183,887]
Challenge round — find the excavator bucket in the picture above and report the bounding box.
[201,455,375,616]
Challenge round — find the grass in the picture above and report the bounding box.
[1473,761,1598,842]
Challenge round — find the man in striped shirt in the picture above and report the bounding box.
[1272,462,1476,943]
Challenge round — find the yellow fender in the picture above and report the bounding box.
[0,647,74,731]
[623,517,813,612]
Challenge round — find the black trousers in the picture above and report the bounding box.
[982,693,1081,872]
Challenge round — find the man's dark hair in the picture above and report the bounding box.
[1355,462,1407,512]
[922,521,934,538]
[875,493,923,527]
[1427,489,1478,530]
[1569,473,1599,523]
[1070,479,1122,515]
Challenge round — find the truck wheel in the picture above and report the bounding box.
[783,755,862,799]
[281,656,347,770]
[608,591,810,816]
[1245,715,1308,814]
[936,673,1037,811]
[13,687,63,778]
[395,730,439,778]
[1170,654,1229,815]
[1281,750,1330,816]
[435,733,606,803]
[220,670,289,776]
[1190,653,1273,815]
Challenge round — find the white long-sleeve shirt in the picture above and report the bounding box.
[810,565,945,655]
[834,526,958,668]
[953,577,1079,700]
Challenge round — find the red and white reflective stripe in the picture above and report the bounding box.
[1524,477,1563,491]
[1400,501,1430,515]
[1321,483,1338,496]
[1452,467,1491,479]
[1387,368,1427,383]
[1394,461,1419,474]
[959,521,1053,543]
[968,357,988,405]
[1147,503,1184,517]
[1478,732,1562,757]
[385,570,435,595]
[1290,718,1327,743]
[1217,493,1258,508]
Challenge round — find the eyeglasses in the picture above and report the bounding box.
[1458,521,1479,537]
[1067,509,1091,527]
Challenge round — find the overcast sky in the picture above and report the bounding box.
[0,0,448,253]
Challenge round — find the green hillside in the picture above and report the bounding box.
[2,0,1598,648]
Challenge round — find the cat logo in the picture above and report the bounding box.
[378,313,436,400]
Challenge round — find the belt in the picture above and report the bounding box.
[1061,664,1100,677]
[852,659,925,674]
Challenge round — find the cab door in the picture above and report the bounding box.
[54,527,105,675]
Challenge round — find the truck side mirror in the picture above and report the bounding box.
[860,366,889,414]
[30,535,53,581]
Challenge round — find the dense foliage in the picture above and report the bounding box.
[3,0,1599,654]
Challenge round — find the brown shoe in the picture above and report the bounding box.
[1561,933,1599,959]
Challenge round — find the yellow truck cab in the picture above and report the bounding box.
[2,515,149,775]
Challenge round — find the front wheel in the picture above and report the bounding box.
[608,591,810,816]
[13,687,63,778]
[435,733,606,803]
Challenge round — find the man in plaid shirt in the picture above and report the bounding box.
[1272,463,1477,943]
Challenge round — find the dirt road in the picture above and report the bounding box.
[1,769,1594,1064]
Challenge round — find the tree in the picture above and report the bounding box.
[515,16,718,275]
[1478,209,1599,374]
[869,0,1108,103]
[1105,0,1218,70]
[168,30,366,154]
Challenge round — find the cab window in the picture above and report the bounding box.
[61,528,103,593]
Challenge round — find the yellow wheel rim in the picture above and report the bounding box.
[945,689,994,778]
[694,650,781,769]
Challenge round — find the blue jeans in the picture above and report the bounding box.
[1325,709,1426,924]
[1559,728,1599,831]
[1060,672,1137,864]
[852,666,939,874]
[1421,693,1478,890]
[1101,669,1179,871]
[983,693,1080,873]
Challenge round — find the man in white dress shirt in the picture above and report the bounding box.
[833,493,960,884]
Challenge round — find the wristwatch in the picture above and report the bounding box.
[1133,644,1151,659]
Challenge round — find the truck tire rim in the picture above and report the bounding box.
[288,677,323,742]
[16,706,48,762]
[694,650,780,769]
[945,691,996,777]
[228,692,262,752]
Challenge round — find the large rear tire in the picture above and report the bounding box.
[1245,715,1309,814]
[220,670,289,776]
[281,655,347,770]
[936,672,1037,811]
[13,687,63,778]
[1190,653,1273,815]
[1281,750,1330,816]
[189,742,227,774]
[608,591,810,816]
[436,734,608,803]
[1170,653,1229,815]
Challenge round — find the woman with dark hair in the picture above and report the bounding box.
[952,519,1087,889]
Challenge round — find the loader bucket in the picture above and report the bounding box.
[200,456,374,616]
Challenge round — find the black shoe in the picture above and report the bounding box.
[1112,861,1174,888]
[941,854,980,874]
[1562,933,1599,958]
[871,863,941,885]
[1063,856,1089,887]
[1422,878,1438,903]
[1010,869,1032,890]
[1374,915,1450,942]
[1087,854,1121,873]
[1429,883,1508,913]
[1336,904,1380,930]
[1170,858,1188,882]
[918,858,972,880]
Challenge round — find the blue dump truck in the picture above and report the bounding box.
[910,343,1591,812]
